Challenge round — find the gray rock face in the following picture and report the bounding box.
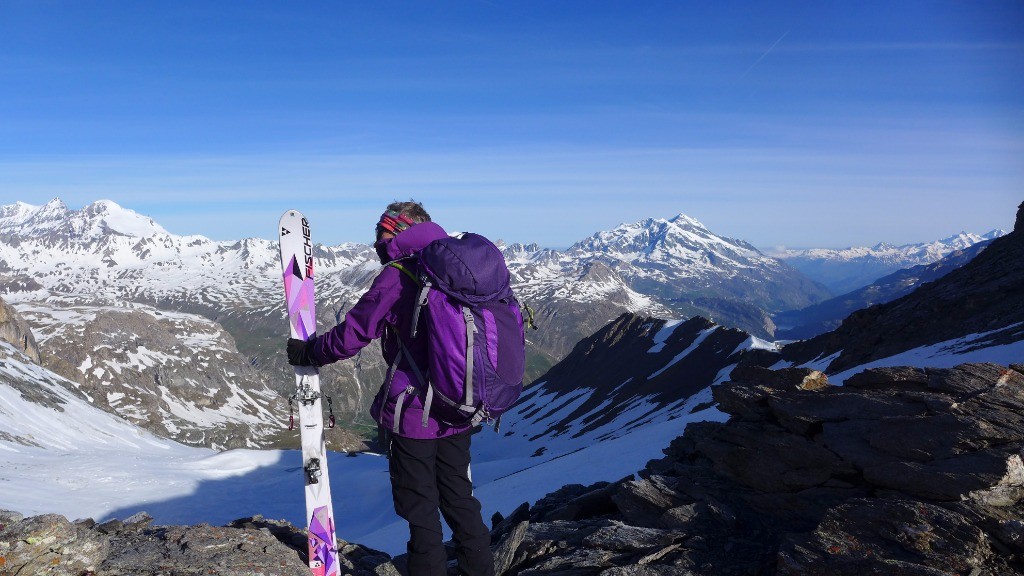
[0,296,39,363]
[511,314,760,449]
[0,512,393,576]
[0,513,109,575]
[29,303,287,450]
[776,497,993,575]
[487,363,1024,575]
[4,297,367,452]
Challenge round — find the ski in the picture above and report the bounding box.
[279,210,340,576]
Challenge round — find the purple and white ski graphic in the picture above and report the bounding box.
[279,210,340,576]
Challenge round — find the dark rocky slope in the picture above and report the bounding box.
[489,362,1024,575]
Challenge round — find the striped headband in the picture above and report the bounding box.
[376,210,415,236]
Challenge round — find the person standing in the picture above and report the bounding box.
[287,201,496,576]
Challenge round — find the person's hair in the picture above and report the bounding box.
[386,200,431,224]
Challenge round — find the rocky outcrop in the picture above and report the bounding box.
[0,510,108,575]
[0,296,40,363]
[489,363,1024,575]
[0,511,393,576]
[14,298,363,452]
[33,305,287,451]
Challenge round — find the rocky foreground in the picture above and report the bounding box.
[2,363,1022,575]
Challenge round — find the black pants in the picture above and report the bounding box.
[388,429,495,576]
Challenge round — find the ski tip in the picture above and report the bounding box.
[279,210,308,236]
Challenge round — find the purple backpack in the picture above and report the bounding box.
[393,233,526,429]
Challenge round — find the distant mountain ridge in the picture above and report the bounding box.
[783,202,1024,373]
[505,213,830,359]
[0,199,832,446]
[774,239,995,339]
[567,214,825,313]
[0,198,169,239]
[770,229,1007,294]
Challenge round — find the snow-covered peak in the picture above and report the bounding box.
[934,231,985,249]
[569,212,762,266]
[0,198,168,239]
[502,242,553,264]
[0,198,70,235]
[80,199,169,237]
[28,197,70,221]
[0,201,45,224]
[667,212,710,231]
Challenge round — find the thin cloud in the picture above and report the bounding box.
[744,29,791,76]
[776,41,1024,53]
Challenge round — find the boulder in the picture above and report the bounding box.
[776,498,995,575]
[0,513,109,576]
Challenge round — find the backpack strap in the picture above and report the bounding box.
[387,261,419,285]
[413,305,481,426]
[411,279,431,339]
[395,338,436,429]
[393,385,416,435]
[387,260,431,339]
[520,300,538,331]
[384,261,438,428]
[461,306,475,405]
[380,325,407,434]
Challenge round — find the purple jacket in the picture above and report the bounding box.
[308,222,472,439]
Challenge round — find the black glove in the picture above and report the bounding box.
[287,337,317,367]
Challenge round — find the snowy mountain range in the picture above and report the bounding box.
[774,239,995,339]
[769,230,1006,294]
[0,199,829,448]
[0,198,1009,454]
[504,213,830,358]
[0,199,382,449]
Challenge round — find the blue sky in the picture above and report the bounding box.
[1,1,1021,248]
